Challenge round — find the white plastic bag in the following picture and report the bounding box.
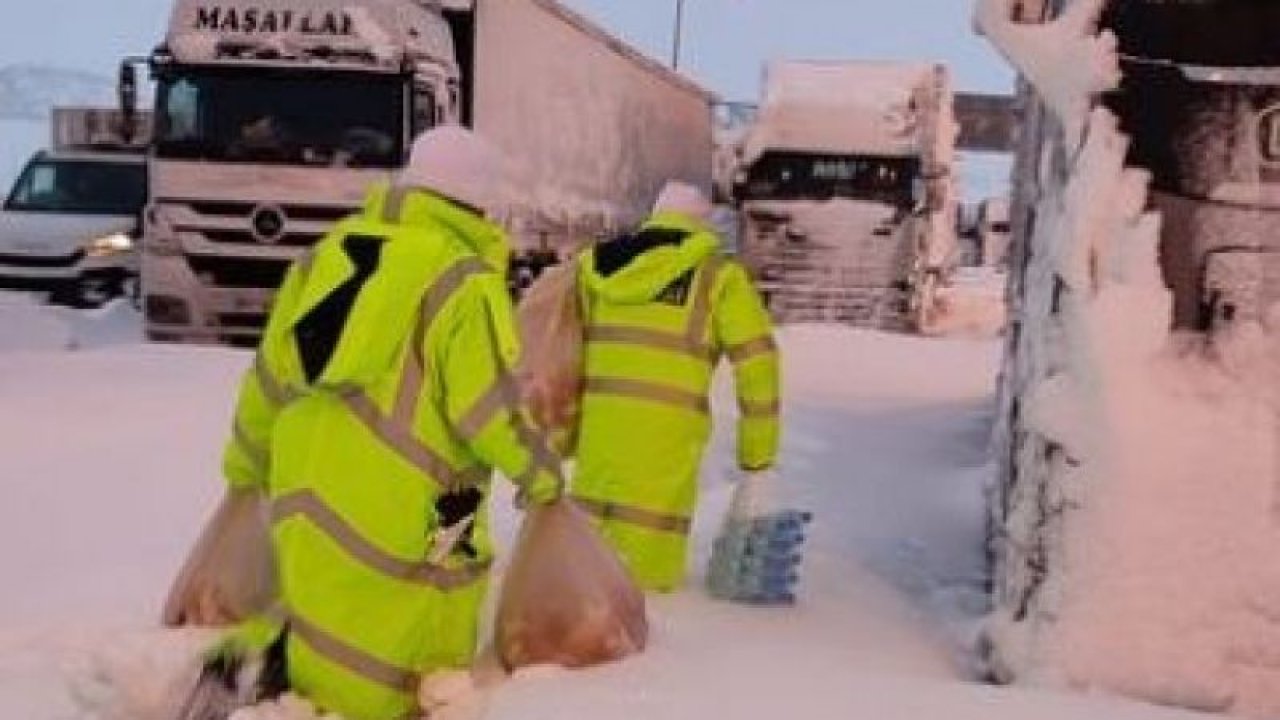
[162,488,276,627]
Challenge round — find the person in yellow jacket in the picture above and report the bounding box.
[190,126,563,720]
[572,181,781,592]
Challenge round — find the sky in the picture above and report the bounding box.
[0,1,1015,199]
[564,0,1014,100]
[0,1,1014,101]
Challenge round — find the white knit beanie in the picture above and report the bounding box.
[398,126,504,216]
[652,180,713,223]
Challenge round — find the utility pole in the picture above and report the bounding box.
[672,0,686,70]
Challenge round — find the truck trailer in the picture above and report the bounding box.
[125,0,714,344]
[733,60,957,332]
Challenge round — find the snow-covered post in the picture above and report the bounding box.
[976,0,1280,714]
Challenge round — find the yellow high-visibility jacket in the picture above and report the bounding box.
[220,184,562,720]
[571,211,780,592]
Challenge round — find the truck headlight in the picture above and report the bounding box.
[84,232,134,258]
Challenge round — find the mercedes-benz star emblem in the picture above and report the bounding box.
[251,206,287,244]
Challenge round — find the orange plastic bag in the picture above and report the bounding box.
[495,501,648,670]
[162,488,276,627]
[516,261,584,434]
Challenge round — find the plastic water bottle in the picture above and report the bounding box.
[707,509,812,605]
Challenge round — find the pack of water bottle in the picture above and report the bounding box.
[706,508,812,605]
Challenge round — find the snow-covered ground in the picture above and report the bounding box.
[931,266,1009,338]
[0,292,1212,720]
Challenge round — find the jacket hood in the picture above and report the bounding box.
[581,211,719,305]
[281,185,510,390]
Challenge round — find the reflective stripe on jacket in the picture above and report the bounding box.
[220,184,562,720]
[572,210,780,591]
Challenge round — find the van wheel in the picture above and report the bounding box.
[123,276,142,311]
[47,282,96,309]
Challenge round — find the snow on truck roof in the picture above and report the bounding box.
[744,60,944,162]
[165,0,455,69]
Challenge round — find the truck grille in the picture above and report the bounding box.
[188,255,291,289]
[0,250,85,268]
[186,201,354,223]
[203,229,324,248]
[169,199,355,249]
[216,312,270,330]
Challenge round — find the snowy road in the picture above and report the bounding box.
[0,295,1212,719]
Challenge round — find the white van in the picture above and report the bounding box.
[0,150,147,306]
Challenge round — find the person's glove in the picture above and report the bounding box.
[728,467,781,520]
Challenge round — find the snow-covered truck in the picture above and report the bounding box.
[125,0,714,344]
[978,0,1280,714]
[732,60,957,332]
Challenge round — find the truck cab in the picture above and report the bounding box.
[0,148,147,307]
[133,0,458,343]
[735,61,956,332]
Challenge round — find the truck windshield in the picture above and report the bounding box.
[741,152,921,206]
[155,66,406,168]
[4,158,147,215]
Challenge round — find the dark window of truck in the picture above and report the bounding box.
[5,158,147,215]
[155,66,406,169]
[740,152,921,206]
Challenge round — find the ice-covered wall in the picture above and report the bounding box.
[978,0,1280,715]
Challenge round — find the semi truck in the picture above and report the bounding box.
[122,0,715,344]
[732,60,957,332]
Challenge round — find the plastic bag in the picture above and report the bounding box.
[162,488,276,627]
[495,500,648,670]
[515,261,584,435]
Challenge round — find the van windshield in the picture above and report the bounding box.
[155,65,406,169]
[5,158,147,215]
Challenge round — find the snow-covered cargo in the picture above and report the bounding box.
[742,61,940,163]
[734,60,957,332]
[130,0,714,344]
